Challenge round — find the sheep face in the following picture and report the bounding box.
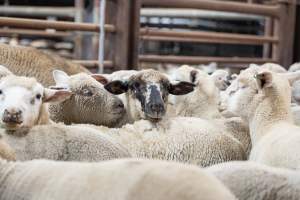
[50,71,126,126]
[171,65,218,100]
[226,68,292,120]
[0,75,71,130]
[105,69,195,121]
[211,70,231,91]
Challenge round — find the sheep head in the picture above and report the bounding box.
[105,69,195,121]
[0,75,72,130]
[50,70,126,127]
[226,67,299,121]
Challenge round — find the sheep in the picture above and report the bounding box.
[169,65,251,156]
[169,65,222,119]
[210,69,231,91]
[0,45,127,127]
[206,161,300,200]
[102,70,138,81]
[220,63,286,116]
[0,158,236,200]
[49,70,126,127]
[226,67,300,169]
[103,69,196,123]
[87,69,246,166]
[289,62,300,72]
[80,114,246,167]
[259,63,287,73]
[0,43,89,87]
[0,75,130,161]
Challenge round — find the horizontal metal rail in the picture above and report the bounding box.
[0,17,116,33]
[0,6,76,18]
[140,28,278,45]
[142,0,280,18]
[139,55,277,64]
[0,28,72,38]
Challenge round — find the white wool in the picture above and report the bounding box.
[226,67,300,169]
[80,116,246,167]
[0,158,236,200]
[207,161,300,200]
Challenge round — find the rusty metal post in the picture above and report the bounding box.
[106,0,141,70]
[277,0,297,68]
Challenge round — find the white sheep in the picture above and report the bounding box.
[289,62,300,72]
[210,69,230,91]
[0,44,126,127]
[255,63,287,73]
[49,70,127,127]
[169,65,222,119]
[0,75,130,162]
[81,115,246,167]
[0,43,89,87]
[102,70,138,81]
[226,67,300,169]
[0,158,236,200]
[169,65,251,156]
[220,63,286,116]
[207,161,300,200]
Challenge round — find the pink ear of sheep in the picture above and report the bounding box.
[91,74,109,85]
[43,88,73,103]
[254,71,273,89]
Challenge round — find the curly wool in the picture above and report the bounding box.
[83,116,246,167]
[0,43,89,87]
[1,123,130,162]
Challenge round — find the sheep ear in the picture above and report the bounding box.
[283,71,300,86]
[53,70,70,86]
[254,71,273,89]
[91,74,109,85]
[43,88,72,103]
[169,81,195,95]
[104,80,128,95]
[190,70,198,83]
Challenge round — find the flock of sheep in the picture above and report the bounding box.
[0,43,300,199]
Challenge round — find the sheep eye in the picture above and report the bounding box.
[0,90,2,95]
[82,89,93,96]
[36,94,41,100]
[133,82,140,89]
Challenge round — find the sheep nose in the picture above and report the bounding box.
[2,109,23,124]
[149,103,164,113]
[224,80,231,86]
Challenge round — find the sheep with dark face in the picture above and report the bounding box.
[104,69,195,122]
[49,70,126,127]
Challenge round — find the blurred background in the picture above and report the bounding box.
[0,0,298,73]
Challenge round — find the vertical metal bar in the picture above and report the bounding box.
[263,17,272,59]
[98,0,106,73]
